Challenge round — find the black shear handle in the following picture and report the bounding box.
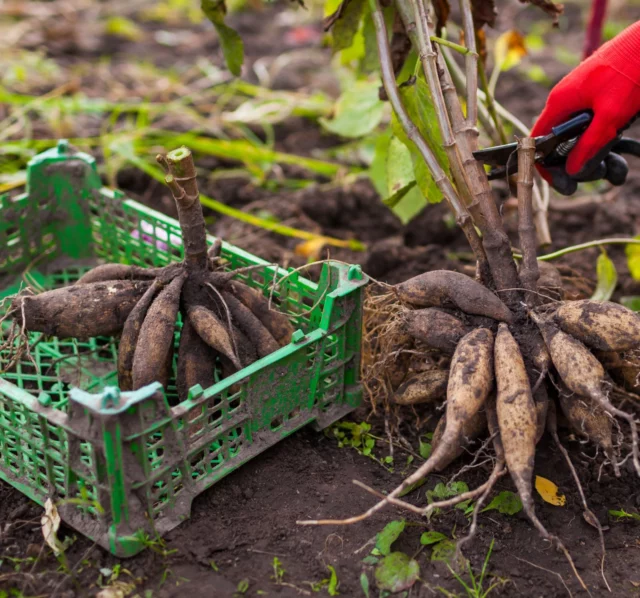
[613,137,640,158]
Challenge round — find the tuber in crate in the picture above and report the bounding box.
[0,141,367,557]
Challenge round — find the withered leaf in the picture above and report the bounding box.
[323,0,366,52]
[519,0,564,25]
[471,0,497,29]
[432,0,451,35]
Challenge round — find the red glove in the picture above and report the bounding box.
[531,21,640,187]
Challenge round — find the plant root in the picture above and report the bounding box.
[2,147,292,401]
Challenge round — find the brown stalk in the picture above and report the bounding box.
[370,0,490,283]
[409,0,476,211]
[443,49,552,245]
[395,0,522,302]
[158,147,208,272]
[517,137,540,304]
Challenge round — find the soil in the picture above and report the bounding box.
[2,1,640,597]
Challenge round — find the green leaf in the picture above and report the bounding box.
[236,578,250,593]
[621,296,640,312]
[390,76,448,205]
[626,237,640,280]
[391,186,426,224]
[384,137,417,208]
[327,565,339,596]
[105,16,144,41]
[609,508,640,522]
[320,81,385,139]
[328,0,366,52]
[361,555,379,565]
[375,520,406,556]
[591,250,617,301]
[481,491,523,515]
[397,477,427,497]
[430,539,457,563]
[360,572,370,598]
[374,553,420,593]
[360,15,378,73]
[426,481,469,503]
[455,499,473,512]
[201,0,244,76]
[420,531,447,546]
[419,440,432,460]
[368,130,392,197]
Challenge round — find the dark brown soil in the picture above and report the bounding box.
[3,2,640,597]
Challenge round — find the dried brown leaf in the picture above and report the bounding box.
[432,0,450,35]
[519,0,563,24]
[471,0,497,29]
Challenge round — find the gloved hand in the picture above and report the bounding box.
[531,20,640,195]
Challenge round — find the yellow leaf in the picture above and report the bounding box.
[494,30,527,72]
[294,238,327,261]
[535,475,566,506]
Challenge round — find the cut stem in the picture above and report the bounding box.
[517,137,540,304]
[161,147,208,272]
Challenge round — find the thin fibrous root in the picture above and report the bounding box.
[547,400,611,593]
[456,459,505,554]
[296,469,507,525]
[297,327,494,525]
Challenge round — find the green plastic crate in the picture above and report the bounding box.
[0,141,367,557]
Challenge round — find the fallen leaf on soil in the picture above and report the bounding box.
[582,510,606,530]
[420,530,447,546]
[375,519,406,556]
[535,475,566,506]
[41,498,63,556]
[374,552,420,592]
[481,490,523,515]
[295,237,327,260]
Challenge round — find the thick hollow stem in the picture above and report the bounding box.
[517,137,540,304]
[164,147,208,272]
[444,50,551,245]
[372,0,489,279]
[408,0,521,300]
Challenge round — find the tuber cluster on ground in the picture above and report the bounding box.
[1,147,293,401]
[299,0,640,586]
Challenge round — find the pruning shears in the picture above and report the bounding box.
[472,110,640,183]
